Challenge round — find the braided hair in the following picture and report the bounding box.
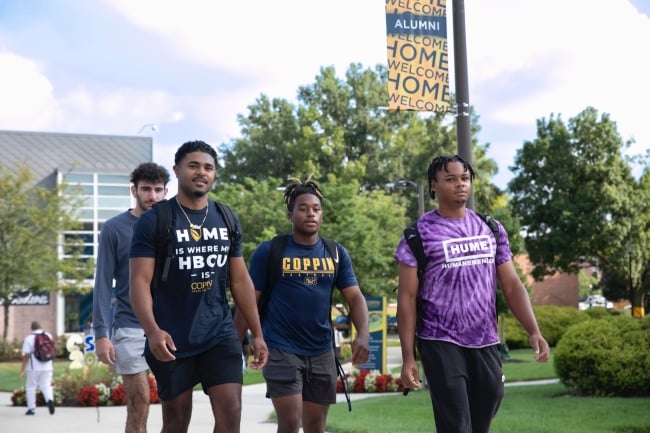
[283,176,324,212]
[427,155,475,199]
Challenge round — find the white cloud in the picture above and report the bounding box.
[1,0,648,190]
[0,51,57,130]
[461,0,650,186]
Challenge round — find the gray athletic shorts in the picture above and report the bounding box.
[113,327,149,375]
[263,347,336,404]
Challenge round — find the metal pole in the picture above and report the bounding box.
[417,183,425,216]
[452,0,474,209]
[628,251,633,304]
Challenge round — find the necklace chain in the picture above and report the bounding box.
[176,197,208,241]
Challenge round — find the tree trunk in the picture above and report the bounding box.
[631,288,645,318]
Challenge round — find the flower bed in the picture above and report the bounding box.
[337,369,406,393]
[11,365,159,407]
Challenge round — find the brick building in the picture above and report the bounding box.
[0,130,152,342]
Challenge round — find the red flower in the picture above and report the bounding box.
[395,377,406,393]
[375,374,389,392]
[11,389,26,406]
[110,384,126,405]
[148,375,159,404]
[353,369,370,393]
[78,385,100,406]
[336,377,345,393]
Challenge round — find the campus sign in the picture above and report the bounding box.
[354,296,388,374]
[1,290,50,306]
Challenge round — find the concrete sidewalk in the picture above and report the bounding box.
[0,381,389,433]
[0,343,558,433]
[1,345,405,433]
[1,383,272,433]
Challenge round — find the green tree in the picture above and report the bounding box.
[214,62,515,300]
[213,176,406,301]
[217,64,497,192]
[508,107,647,315]
[0,166,94,340]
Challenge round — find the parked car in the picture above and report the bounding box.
[387,315,398,334]
[334,315,350,338]
[578,295,614,310]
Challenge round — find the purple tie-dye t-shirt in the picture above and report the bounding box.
[394,209,513,348]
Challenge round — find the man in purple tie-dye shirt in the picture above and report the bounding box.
[395,155,550,433]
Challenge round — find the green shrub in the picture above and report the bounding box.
[583,307,612,319]
[503,305,590,348]
[1,334,72,362]
[554,315,650,396]
[55,334,71,359]
[0,339,22,361]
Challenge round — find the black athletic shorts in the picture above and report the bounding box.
[146,338,243,401]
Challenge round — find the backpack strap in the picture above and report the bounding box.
[214,200,240,243]
[153,199,239,291]
[153,199,173,290]
[320,237,340,292]
[403,222,425,290]
[476,212,500,243]
[257,234,289,323]
[318,237,350,410]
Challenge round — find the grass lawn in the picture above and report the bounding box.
[326,382,650,433]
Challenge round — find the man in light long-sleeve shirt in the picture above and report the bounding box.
[92,162,169,433]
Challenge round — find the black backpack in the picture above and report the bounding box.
[33,332,55,362]
[256,235,351,410]
[152,199,239,290]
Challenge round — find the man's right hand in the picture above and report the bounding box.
[146,328,177,361]
[95,337,116,365]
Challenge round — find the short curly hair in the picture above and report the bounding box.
[130,162,170,187]
[174,140,217,166]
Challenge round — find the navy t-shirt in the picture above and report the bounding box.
[130,197,242,358]
[249,236,358,356]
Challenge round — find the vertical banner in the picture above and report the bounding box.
[354,296,388,374]
[385,0,450,111]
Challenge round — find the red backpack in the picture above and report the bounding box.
[33,332,55,362]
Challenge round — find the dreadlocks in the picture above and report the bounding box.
[427,155,476,199]
[283,176,324,212]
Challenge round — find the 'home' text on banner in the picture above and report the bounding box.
[385,0,450,112]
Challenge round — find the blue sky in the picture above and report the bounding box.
[1,0,649,195]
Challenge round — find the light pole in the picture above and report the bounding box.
[452,0,474,210]
[137,123,158,135]
[627,244,633,305]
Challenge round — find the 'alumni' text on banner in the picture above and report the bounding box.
[385,0,450,112]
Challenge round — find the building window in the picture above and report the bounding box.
[61,171,133,332]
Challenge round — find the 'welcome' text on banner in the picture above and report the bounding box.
[385,0,450,112]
